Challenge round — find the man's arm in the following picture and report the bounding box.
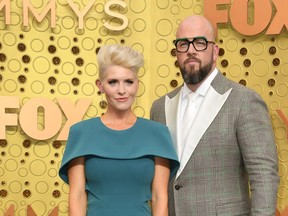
[150,97,166,123]
[237,90,279,215]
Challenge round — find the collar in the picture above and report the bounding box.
[182,68,218,99]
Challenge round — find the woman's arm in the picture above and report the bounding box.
[151,157,170,216]
[67,157,87,216]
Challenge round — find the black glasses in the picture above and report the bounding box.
[173,36,215,53]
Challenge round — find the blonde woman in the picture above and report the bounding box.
[59,44,179,216]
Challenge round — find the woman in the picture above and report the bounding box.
[59,44,179,216]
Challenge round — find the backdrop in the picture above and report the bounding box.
[0,0,287,215]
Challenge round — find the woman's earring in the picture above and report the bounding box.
[99,91,107,109]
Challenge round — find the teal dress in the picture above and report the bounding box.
[59,117,179,216]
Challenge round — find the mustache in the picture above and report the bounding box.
[184,57,201,64]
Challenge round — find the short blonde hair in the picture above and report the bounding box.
[97,44,144,81]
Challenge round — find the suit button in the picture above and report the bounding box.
[175,185,182,190]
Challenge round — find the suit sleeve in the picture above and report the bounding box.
[150,101,156,120]
[237,89,279,215]
[150,96,166,123]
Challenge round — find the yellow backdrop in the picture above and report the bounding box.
[0,0,287,215]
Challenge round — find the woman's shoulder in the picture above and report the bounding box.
[137,117,168,129]
[70,117,101,130]
[136,118,172,145]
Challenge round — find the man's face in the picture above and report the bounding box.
[175,21,218,86]
[176,41,214,85]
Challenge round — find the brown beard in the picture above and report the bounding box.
[180,58,213,85]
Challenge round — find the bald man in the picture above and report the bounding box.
[150,15,279,215]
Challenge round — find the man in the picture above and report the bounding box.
[150,15,279,215]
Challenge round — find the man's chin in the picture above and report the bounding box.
[185,68,200,77]
[185,63,198,70]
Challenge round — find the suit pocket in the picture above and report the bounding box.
[216,198,250,216]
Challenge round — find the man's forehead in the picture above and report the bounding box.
[177,25,211,39]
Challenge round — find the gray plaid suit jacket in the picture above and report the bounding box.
[150,72,279,216]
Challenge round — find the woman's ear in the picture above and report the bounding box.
[96,79,103,92]
[136,79,139,90]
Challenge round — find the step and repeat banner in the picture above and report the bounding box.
[0,0,288,215]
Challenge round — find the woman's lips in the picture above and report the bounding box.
[116,97,128,102]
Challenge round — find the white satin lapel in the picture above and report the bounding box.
[176,86,232,179]
[165,90,182,158]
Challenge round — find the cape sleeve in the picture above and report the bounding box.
[58,123,89,184]
[136,119,179,179]
[58,118,180,184]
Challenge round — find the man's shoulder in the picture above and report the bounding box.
[213,72,254,94]
[154,86,182,102]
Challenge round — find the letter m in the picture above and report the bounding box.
[23,0,56,28]
[0,0,10,24]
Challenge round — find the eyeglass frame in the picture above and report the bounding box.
[173,36,215,52]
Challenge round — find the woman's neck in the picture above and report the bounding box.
[101,110,137,130]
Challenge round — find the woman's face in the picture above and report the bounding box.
[97,65,138,112]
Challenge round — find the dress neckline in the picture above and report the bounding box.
[99,117,139,132]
